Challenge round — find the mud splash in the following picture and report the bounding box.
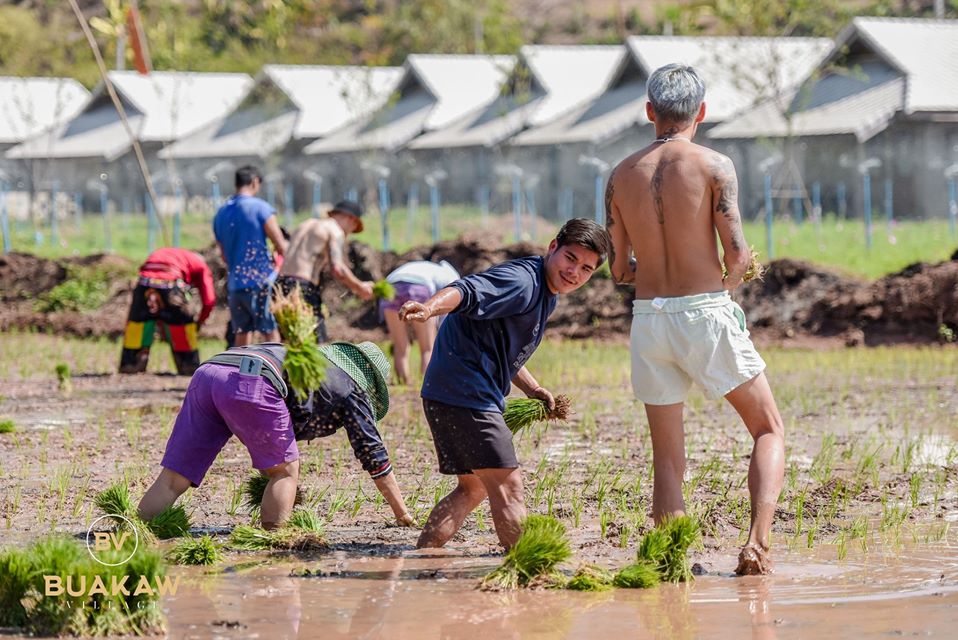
[159,545,958,639]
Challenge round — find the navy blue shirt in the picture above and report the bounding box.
[212,194,276,291]
[421,256,557,413]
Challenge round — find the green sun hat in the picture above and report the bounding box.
[319,341,391,421]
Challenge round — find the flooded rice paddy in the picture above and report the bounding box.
[0,334,956,637]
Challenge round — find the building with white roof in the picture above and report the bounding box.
[403,46,622,207]
[508,35,829,219]
[159,65,402,208]
[0,77,89,189]
[6,71,252,202]
[709,18,958,218]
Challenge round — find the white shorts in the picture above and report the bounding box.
[630,291,766,405]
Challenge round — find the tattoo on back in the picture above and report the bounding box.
[651,159,678,224]
[710,155,745,251]
[604,168,617,267]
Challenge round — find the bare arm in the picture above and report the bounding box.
[511,366,555,411]
[329,234,373,300]
[605,169,636,284]
[373,473,414,526]
[710,154,750,290]
[264,216,288,256]
[398,286,462,323]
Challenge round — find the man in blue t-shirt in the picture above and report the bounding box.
[213,166,288,346]
[399,218,611,549]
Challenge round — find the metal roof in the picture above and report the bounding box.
[305,54,514,155]
[709,18,958,140]
[513,35,829,147]
[0,77,89,144]
[7,71,251,161]
[409,45,622,150]
[159,65,401,160]
[836,17,958,113]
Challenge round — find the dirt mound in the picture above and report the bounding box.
[1,242,956,346]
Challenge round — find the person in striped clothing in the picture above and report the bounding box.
[119,247,216,375]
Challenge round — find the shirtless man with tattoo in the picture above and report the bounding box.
[277,200,374,342]
[605,63,785,575]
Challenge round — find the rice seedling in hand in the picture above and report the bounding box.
[372,280,396,301]
[147,505,191,539]
[637,516,700,583]
[613,561,661,589]
[272,285,326,400]
[167,535,223,566]
[479,515,571,591]
[723,247,765,283]
[241,473,304,519]
[55,363,71,395]
[565,564,615,591]
[94,483,134,522]
[503,394,573,435]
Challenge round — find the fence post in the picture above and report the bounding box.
[837,181,847,219]
[378,178,391,251]
[312,179,322,218]
[74,192,83,231]
[146,192,157,253]
[407,183,419,244]
[1,183,9,253]
[50,181,60,246]
[812,181,821,220]
[100,186,111,253]
[792,189,803,224]
[479,184,490,226]
[173,183,182,247]
[285,182,295,228]
[948,176,957,239]
[512,174,522,242]
[526,185,537,241]
[863,172,873,250]
[764,172,774,260]
[884,178,893,225]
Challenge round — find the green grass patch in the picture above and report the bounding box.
[0,419,15,433]
[0,536,167,636]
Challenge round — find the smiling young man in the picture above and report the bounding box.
[400,218,611,549]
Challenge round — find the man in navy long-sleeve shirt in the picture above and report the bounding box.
[400,218,612,549]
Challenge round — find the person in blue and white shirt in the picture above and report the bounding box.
[380,259,460,384]
[399,218,611,550]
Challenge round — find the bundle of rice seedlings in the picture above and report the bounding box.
[565,564,615,591]
[613,561,661,589]
[167,535,223,566]
[94,484,190,540]
[94,483,134,522]
[0,536,166,636]
[479,515,571,591]
[147,505,191,539]
[503,394,573,435]
[636,516,700,583]
[271,285,326,400]
[55,363,72,394]
[372,279,396,301]
[0,419,15,433]
[228,510,327,552]
[241,473,304,519]
[723,247,766,283]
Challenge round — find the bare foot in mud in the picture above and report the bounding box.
[735,543,774,575]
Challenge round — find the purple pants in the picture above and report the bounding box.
[161,363,298,487]
[379,282,432,314]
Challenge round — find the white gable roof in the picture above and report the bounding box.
[840,17,958,113]
[409,45,622,150]
[109,71,253,141]
[7,71,252,160]
[263,65,403,138]
[0,77,89,144]
[306,54,514,154]
[628,35,832,122]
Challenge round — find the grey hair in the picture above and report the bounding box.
[647,63,706,124]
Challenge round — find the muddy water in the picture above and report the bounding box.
[162,546,958,639]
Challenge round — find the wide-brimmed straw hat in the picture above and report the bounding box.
[319,341,390,421]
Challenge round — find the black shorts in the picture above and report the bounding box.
[422,398,518,475]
